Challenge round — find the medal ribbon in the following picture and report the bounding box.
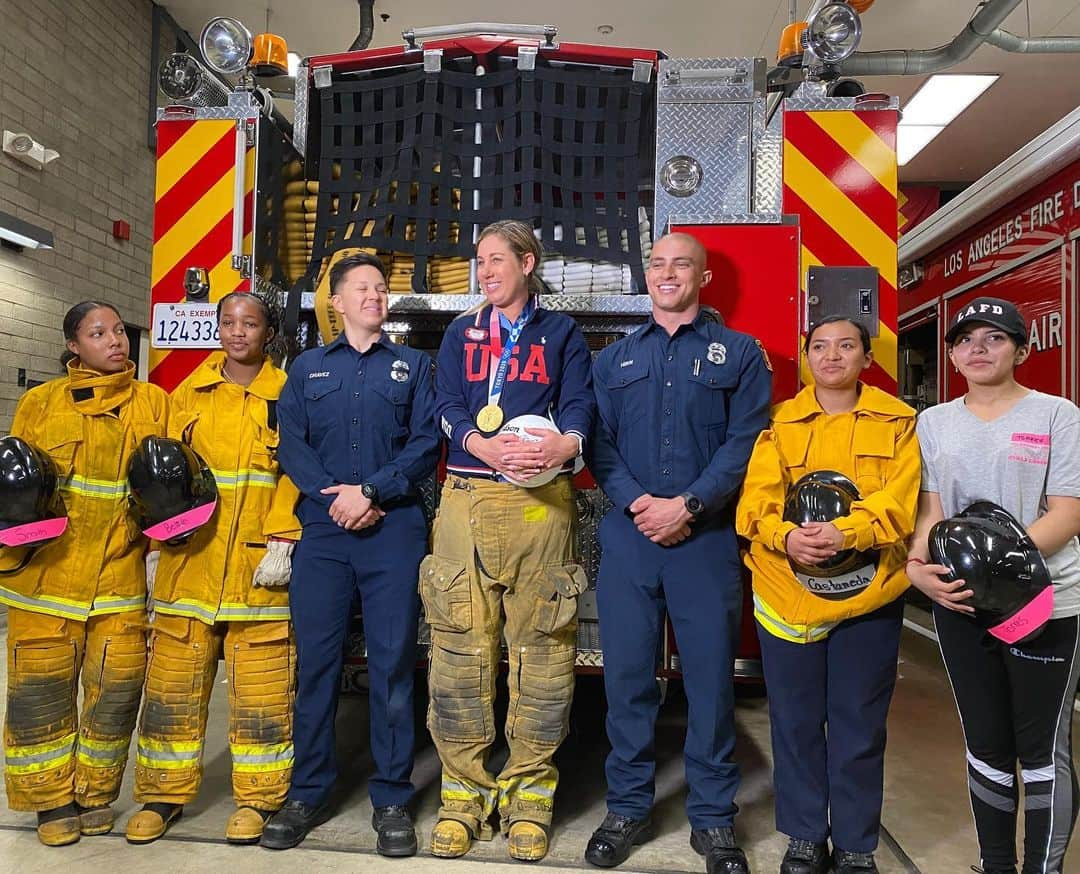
[486,296,535,411]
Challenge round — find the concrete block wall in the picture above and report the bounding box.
[0,0,156,432]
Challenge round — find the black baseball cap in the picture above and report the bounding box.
[945,296,1027,345]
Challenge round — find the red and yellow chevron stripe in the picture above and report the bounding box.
[783,108,898,392]
[149,118,255,392]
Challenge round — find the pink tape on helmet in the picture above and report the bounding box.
[0,516,68,548]
[989,585,1054,643]
[143,499,217,541]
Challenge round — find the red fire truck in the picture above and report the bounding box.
[898,106,1080,406]
[148,8,899,686]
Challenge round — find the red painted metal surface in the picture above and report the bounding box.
[672,222,802,403]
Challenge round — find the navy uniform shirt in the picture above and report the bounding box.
[435,300,595,477]
[278,332,440,526]
[590,311,772,515]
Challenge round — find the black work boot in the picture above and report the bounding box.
[372,805,417,857]
[833,849,877,873]
[259,799,331,850]
[584,812,654,868]
[781,838,830,874]
[690,826,751,874]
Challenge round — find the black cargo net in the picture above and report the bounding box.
[310,56,653,293]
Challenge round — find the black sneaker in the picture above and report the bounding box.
[833,849,877,873]
[781,838,830,874]
[372,805,417,857]
[259,799,332,850]
[690,826,751,874]
[584,812,654,868]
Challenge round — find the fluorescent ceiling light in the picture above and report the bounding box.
[0,209,54,250]
[897,125,945,166]
[287,52,300,78]
[896,73,999,166]
[902,74,998,126]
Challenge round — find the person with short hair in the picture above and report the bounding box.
[908,296,1080,874]
[261,253,439,855]
[125,291,301,846]
[737,315,920,874]
[586,233,771,874]
[2,301,168,847]
[425,219,595,862]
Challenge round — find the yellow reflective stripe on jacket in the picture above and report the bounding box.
[76,735,129,768]
[89,596,145,617]
[154,600,291,623]
[59,474,130,499]
[5,732,77,774]
[0,586,90,621]
[210,468,277,490]
[230,741,293,773]
[136,736,203,770]
[753,593,836,644]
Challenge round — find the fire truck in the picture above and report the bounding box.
[898,105,1080,407]
[146,4,899,687]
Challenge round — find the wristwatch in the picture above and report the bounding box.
[681,492,705,519]
[361,482,380,504]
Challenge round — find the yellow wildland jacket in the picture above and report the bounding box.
[736,383,919,642]
[151,353,301,624]
[0,360,168,620]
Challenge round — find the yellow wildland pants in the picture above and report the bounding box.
[420,474,587,838]
[133,615,295,809]
[4,607,146,811]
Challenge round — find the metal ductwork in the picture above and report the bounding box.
[985,28,1080,53]
[839,0,1080,76]
[349,0,375,52]
[841,0,1023,76]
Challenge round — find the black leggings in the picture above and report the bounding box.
[934,608,1080,874]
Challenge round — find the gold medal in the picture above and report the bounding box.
[476,404,504,433]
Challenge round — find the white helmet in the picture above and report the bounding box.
[498,414,582,488]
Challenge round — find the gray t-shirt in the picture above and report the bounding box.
[917,391,1080,618]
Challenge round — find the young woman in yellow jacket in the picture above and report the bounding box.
[125,292,301,846]
[736,316,920,874]
[1,301,168,847]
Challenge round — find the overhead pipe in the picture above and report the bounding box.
[985,28,1080,53]
[348,0,375,52]
[841,0,1024,75]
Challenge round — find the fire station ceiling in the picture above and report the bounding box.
[162,0,1080,184]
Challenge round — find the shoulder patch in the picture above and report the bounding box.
[754,338,773,372]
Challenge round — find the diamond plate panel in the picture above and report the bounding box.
[754,100,784,214]
[388,293,653,315]
[657,57,764,102]
[655,60,762,236]
[293,62,309,159]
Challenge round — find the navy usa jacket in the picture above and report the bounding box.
[277,332,440,526]
[435,301,595,477]
[590,311,772,516]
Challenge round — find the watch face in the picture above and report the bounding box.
[362,484,376,499]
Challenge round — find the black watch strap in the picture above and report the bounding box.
[681,492,705,518]
[361,482,380,503]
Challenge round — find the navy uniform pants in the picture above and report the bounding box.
[756,599,903,853]
[596,509,743,829]
[287,506,424,808]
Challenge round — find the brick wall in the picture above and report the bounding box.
[0,0,156,431]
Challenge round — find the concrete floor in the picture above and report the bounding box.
[0,607,1077,874]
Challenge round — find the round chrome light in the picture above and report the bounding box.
[158,54,230,107]
[660,155,703,198]
[200,17,253,75]
[807,2,862,64]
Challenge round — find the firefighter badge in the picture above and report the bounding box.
[707,342,727,365]
[390,359,411,382]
